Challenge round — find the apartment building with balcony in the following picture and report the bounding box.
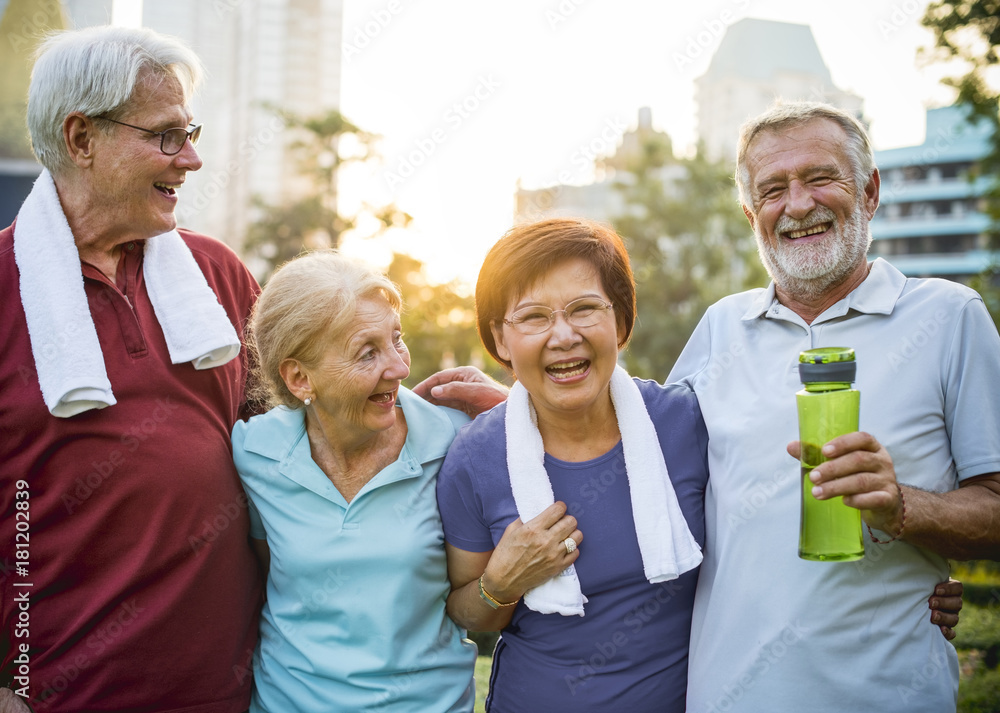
[870,105,996,281]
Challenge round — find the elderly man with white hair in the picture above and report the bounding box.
[670,101,1000,712]
[0,26,260,712]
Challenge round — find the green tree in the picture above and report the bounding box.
[613,136,767,379]
[245,108,411,278]
[922,0,1000,235]
[922,0,1000,325]
[244,110,489,386]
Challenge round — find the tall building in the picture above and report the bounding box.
[870,105,996,280]
[141,0,344,254]
[0,0,344,254]
[695,17,863,161]
[515,18,865,225]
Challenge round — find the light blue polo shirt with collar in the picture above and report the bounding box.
[232,387,477,713]
[669,258,1000,713]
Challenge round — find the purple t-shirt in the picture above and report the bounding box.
[436,378,708,713]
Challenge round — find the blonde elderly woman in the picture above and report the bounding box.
[231,251,477,713]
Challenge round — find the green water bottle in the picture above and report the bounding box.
[797,347,864,562]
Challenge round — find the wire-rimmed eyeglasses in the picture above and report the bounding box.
[95,117,202,155]
[503,297,614,335]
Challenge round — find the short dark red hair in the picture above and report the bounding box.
[476,218,636,370]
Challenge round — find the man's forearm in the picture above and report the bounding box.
[895,477,1000,560]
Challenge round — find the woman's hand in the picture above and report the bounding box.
[444,501,582,631]
[481,501,582,603]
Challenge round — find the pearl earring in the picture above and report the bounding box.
[303,396,312,406]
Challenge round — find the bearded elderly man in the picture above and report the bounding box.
[667,101,1000,712]
[0,27,260,713]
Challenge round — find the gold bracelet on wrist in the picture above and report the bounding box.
[478,575,518,609]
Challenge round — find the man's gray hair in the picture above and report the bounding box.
[735,101,875,212]
[27,25,203,174]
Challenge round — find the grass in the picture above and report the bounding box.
[952,562,1000,713]
[474,656,491,713]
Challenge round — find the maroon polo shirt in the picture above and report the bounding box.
[0,224,262,712]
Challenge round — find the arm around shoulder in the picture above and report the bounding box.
[412,366,509,418]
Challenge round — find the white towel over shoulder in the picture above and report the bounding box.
[505,365,703,616]
[13,169,241,418]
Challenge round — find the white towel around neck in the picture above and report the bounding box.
[505,365,703,616]
[12,169,241,418]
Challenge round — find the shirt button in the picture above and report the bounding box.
[126,243,135,252]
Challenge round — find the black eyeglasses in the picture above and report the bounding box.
[96,117,202,155]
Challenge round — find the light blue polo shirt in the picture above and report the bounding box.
[232,388,477,713]
[670,258,1000,712]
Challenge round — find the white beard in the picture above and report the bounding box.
[754,201,872,301]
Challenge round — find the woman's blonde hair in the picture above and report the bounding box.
[247,250,402,409]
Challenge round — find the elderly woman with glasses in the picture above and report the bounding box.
[435,218,709,712]
[232,250,477,712]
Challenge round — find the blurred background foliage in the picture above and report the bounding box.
[921,4,1000,703]
[610,133,768,378]
[244,107,412,279]
[923,0,1000,330]
[950,560,1000,712]
[384,252,502,387]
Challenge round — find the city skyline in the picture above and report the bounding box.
[5,1,965,288]
[335,0,959,287]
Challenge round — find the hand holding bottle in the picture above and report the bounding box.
[788,432,906,538]
[795,347,864,561]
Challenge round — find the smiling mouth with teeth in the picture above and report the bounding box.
[786,223,830,239]
[546,360,589,379]
[154,182,180,196]
[370,390,396,403]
